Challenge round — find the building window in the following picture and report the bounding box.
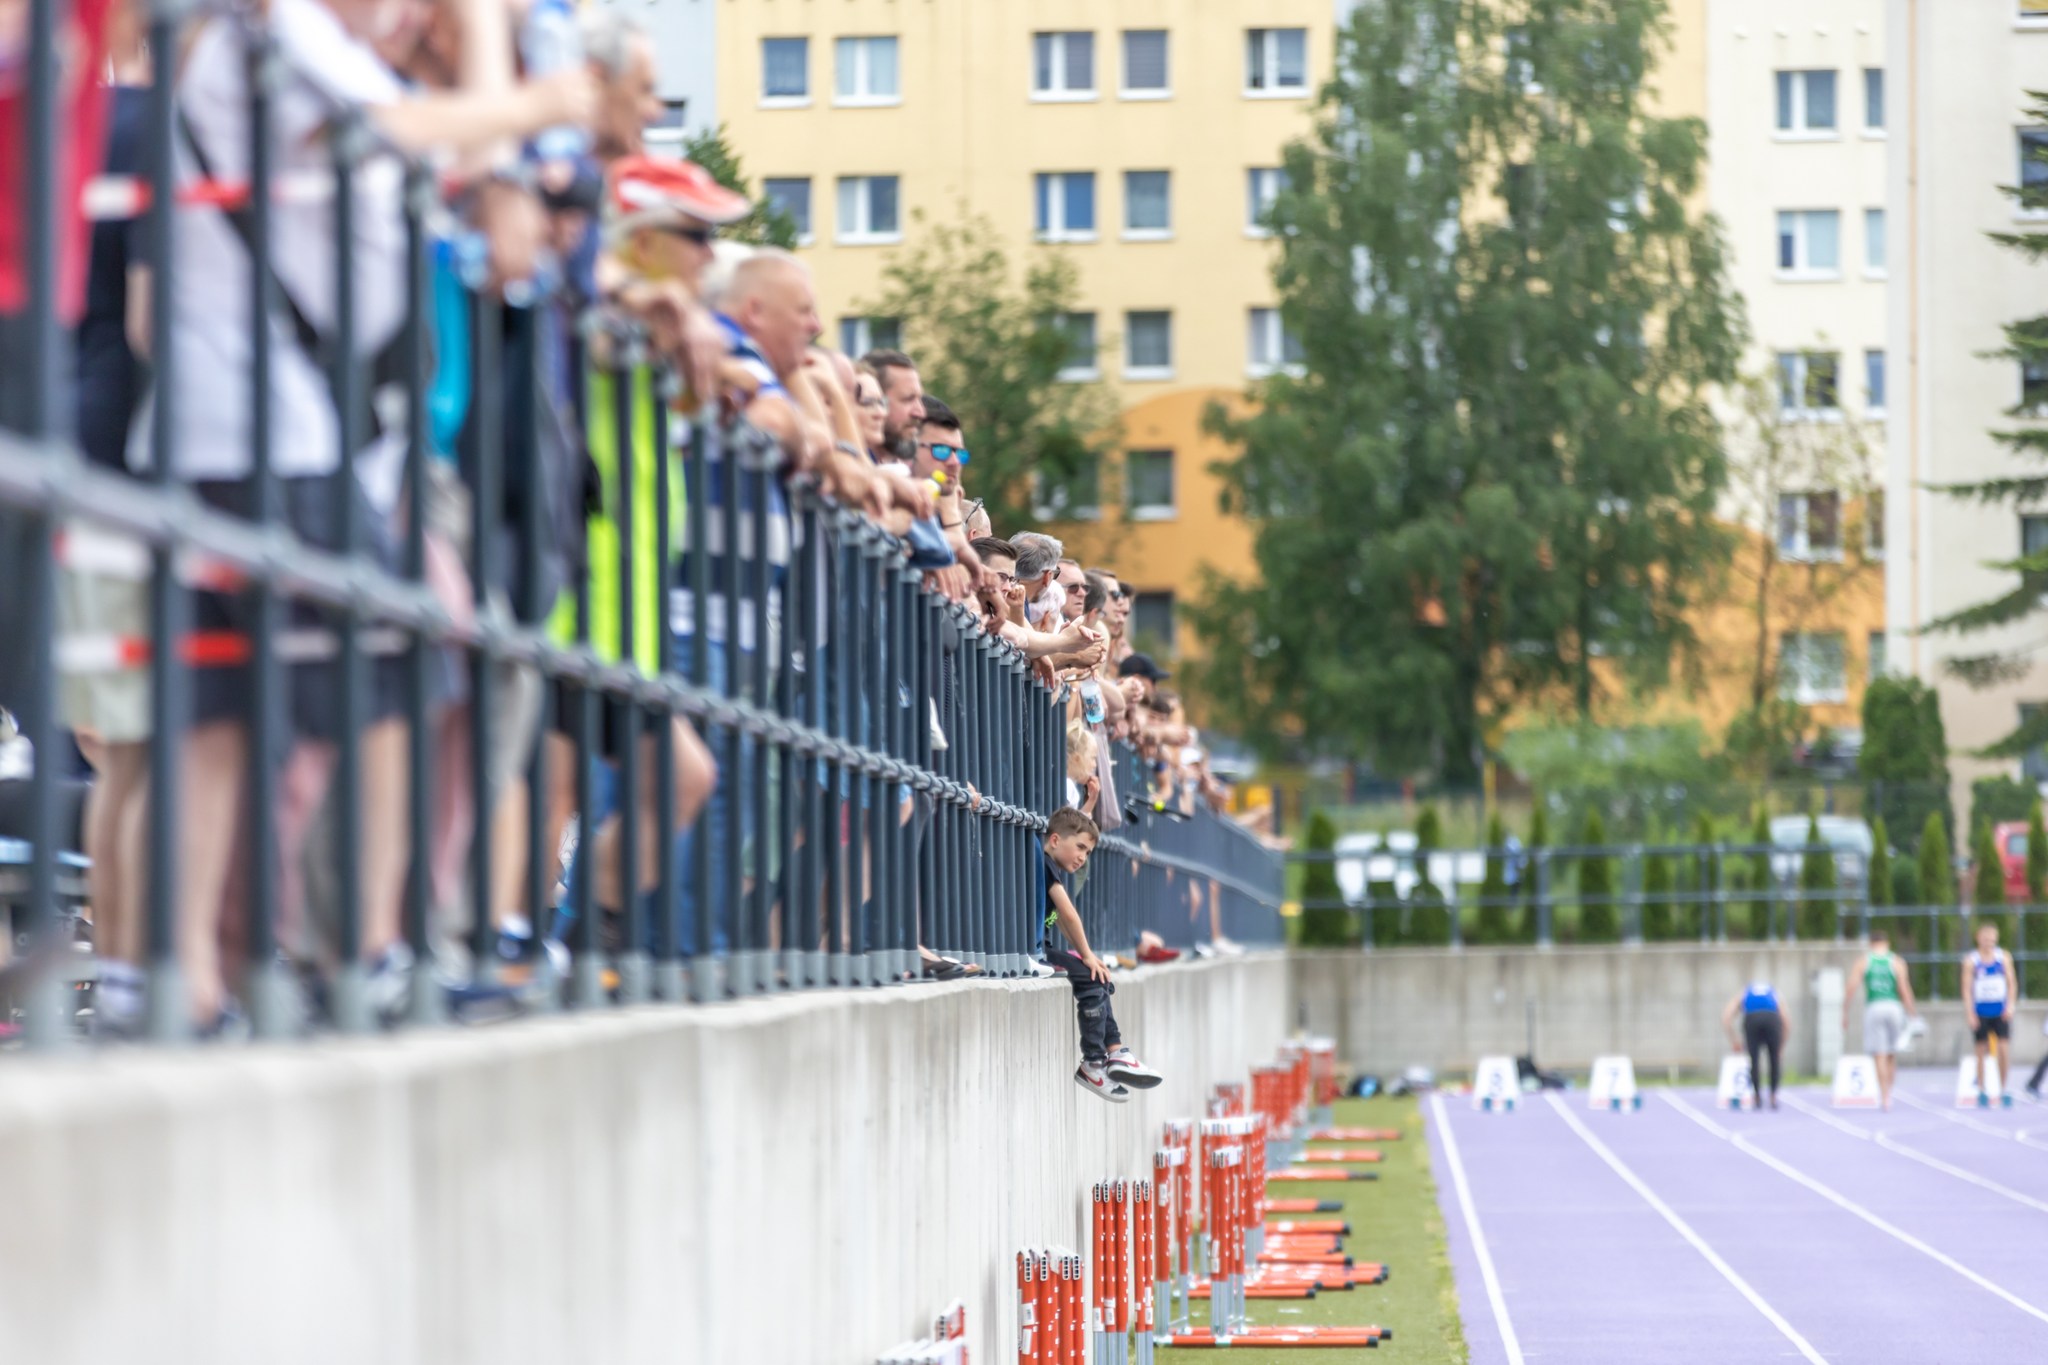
[764,178,811,242]
[1124,311,1173,379]
[1866,489,1886,559]
[1123,171,1171,237]
[1864,208,1886,276]
[1776,209,1841,277]
[836,176,901,243]
[1053,312,1099,381]
[762,37,809,103]
[2026,1,2048,25]
[2024,704,2048,787]
[1131,590,1178,654]
[1868,631,1888,681]
[1778,490,1843,561]
[1122,30,1169,97]
[1032,31,1095,98]
[1778,351,1841,416]
[2022,129,2048,214]
[1034,172,1097,241]
[1249,307,1304,376]
[1247,167,1289,235]
[839,316,902,357]
[1246,28,1308,95]
[2024,357,2048,412]
[1866,349,1887,415]
[1776,69,1837,134]
[1126,449,1176,520]
[1864,68,1884,132]
[834,36,900,105]
[2023,513,2048,560]
[1779,632,1848,704]
[1035,463,1101,521]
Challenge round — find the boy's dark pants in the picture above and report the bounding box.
[1044,944,1122,1064]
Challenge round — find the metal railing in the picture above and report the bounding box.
[0,3,1282,1043]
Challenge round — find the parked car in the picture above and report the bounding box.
[1767,814,1874,892]
[1994,821,2031,901]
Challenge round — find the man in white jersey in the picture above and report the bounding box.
[1962,921,2017,1101]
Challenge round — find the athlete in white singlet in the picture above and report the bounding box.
[1962,921,2017,1099]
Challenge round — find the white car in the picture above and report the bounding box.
[1334,833,1485,904]
[1767,814,1874,890]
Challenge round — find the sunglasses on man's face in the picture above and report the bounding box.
[660,224,716,247]
[918,440,971,465]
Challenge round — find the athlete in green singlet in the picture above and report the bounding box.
[1845,927,1919,1110]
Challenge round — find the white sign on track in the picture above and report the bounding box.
[1472,1055,1520,1110]
[1831,1054,1880,1108]
[1587,1055,1640,1110]
[1716,1054,1755,1110]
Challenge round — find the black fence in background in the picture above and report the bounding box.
[0,2,1281,1044]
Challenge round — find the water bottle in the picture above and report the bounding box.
[1080,678,1105,726]
[522,0,588,165]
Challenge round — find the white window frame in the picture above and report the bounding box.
[835,176,902,245]
[2019,127,2048,221]
[1130,590,1177,654]
[1120,29,1171,100]
[1031,31,1097,102]
[1123,311,1174,381]
[1124,449,1177,521]
[1245,28,1308,99]
[1778,631,1848,705]
[839,316,901,357]
[1054,312,1100,382]
[1035,172,1098,243]
[1777,490,1844,563]
[763,177,813,245]
[1862,67,1885,136]
[1865,348,1887,418]
[1247,167,1288,238]
[1775,69,1839,139]
[834,36,901,108]
[1778,350,1842,420]
[760,37,811,107]
[1863,207,1886,278]
[2022,0,2048,30]
[1247,307,1304,378]
[1121,170,1172,241]
[2022,356,2048,413]
[1775,209,1842,280]
[1033,468,1102,522]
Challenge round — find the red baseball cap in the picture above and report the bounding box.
[608,155,750,233]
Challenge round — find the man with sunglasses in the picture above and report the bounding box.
[909,396,990,596]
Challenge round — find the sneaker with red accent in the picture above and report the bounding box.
[1136,942,1182,964]
[1075,1059,1132,1103]
[1105,1046,1164,1090]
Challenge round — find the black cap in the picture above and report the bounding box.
[541,156,606,216]
[1118,653,1170,682]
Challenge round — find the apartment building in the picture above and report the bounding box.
[1886,0,2048,801]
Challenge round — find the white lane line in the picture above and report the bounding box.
[1663,1092,2048,1329]
[1780,1095,2048,1216]
[1428,1092,1527,1365]
[1894,1091,2048,1152]
[1544,1094,1828,1364]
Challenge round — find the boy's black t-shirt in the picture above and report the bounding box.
[1038,847,1069,953]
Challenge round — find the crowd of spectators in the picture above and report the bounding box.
[0,0,1243,1034]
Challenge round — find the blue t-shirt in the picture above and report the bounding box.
[1741,981,1780,1014]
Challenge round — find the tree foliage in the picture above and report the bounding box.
[679,124,800,249]
[2029,799,2047,903]
[859,214,1118,532]
[1860,675,1952,855]
[1971,775,2035,829]
[1868,815,1893,907]
[1744,806,1773,939]
[1926,92,2048,752]
[1577,808,1617,941]
[1642,821,1676,941]
[1972,817,2009,908]
[1407,803,1452,944]
[1298,810,1351,946]
[1184,0,1743,779]
[1797,813,1837,940]
[1479,811,1511,944]
[1918,811,1956,907]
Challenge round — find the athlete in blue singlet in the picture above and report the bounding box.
[1962,922,2017,1100]
[1722,980,1789,1110]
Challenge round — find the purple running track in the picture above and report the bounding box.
[1427,1070,2048,1365]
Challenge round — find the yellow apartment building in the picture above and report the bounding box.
[708,0,1340,656]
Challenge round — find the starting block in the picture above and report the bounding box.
[1587,1055,1641,1112]
[1472,1055,1520,1111]
[1831,1055,1880,1108]
[1716,1054,1756,1111]
[1955,1053,2013,1109]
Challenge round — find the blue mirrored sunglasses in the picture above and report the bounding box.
[921,441,971,465]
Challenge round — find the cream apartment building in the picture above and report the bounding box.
[1886,0,2048,805]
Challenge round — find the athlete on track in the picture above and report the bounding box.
[1963,921,2017,1102]
[1845,928,1919,1110]
[1723,980,1788,1111]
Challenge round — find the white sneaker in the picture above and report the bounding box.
[1076,1060,1131,1104]
[1028,957,1060,978]
[1106,1046,1164,1090]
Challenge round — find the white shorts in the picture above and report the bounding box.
[1863,999,1907,1055]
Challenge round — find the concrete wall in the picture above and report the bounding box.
[1290,944,2048,1079]
[0,955,1289,1365]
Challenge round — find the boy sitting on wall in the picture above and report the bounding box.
[1040,807,1164,1103]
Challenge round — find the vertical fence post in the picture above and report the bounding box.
[1534,850,1553,948]
[685,416,716,1002]
[612,343,648,1004]
[744,429,772,995]
[467,291,504,993]
[652,371,680,1001]
[398,161,442,1028]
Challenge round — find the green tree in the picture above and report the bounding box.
[1364,827,1399,948]
[1523,801,1549,944]
[1184,0,1743,779]
[1578,809,1617,942]
[1924,94,2048,759]
[1642,825,1675,941]
[1745,806,1774,940]
[1298,811,1351,947]
[858,214,1118,532]
[1971,775,2035,828]
[1686,811,1718,940]
[1479,811,1511,944]
[1860,675,1952,857]
[2028,798,2047,902]
[1972,816,2014,960]
[1409,803,1451,945]
[1868,815,1893,906]
[679,124,800,249]
[1919,811,1957,906]
[1797,813,1838,940]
